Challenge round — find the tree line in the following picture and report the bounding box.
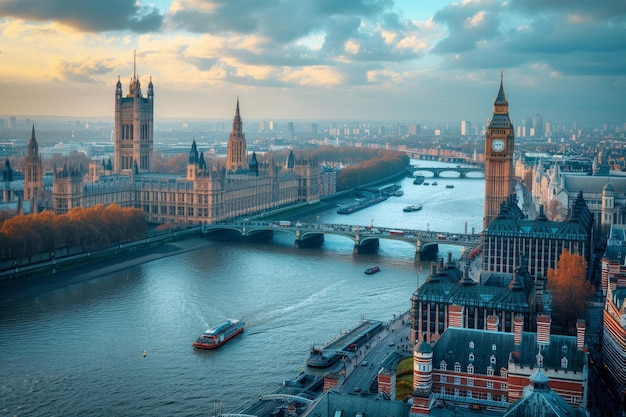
[0,205,147,265]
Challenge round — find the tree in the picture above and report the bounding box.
[545,199,567,221]
[546,250,594,335]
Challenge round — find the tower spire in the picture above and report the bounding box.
[133,49,137,81]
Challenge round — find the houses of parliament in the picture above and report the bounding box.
[1,69,322,224]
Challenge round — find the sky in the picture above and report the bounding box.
[0,0,624,125]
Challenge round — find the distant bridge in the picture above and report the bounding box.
[202,221,481,261]
[407,165,484,178]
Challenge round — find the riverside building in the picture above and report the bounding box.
[6,66,322,223]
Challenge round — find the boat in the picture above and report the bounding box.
[423,182,429,186]
[394,189,404,196]
[193,319,245,349]
[364,266,380,274]
[446,184,454,189]
[337,195,388,214]
[413,176,425,185]
[403,204,422,212]
[432,181,438,186]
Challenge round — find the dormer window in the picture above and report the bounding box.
[469,352,475,362]
[454,362,461,372]
[469,341,475,349]
[490,354,497,365]
[492,344,497,351]
[561,345,568,354]
[561,357,568,369]
[487,366,494,376]
[440,360,447,371]
[467,364,474,374]
[536,353,544,367]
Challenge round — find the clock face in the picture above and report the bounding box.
[491,139,505,152]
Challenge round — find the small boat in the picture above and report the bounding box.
[403,204,422,212]
[413,176,425,185]
[423,182,429,186]
[364,266,380,274]
[193,319,245,349]
[395,189,404,196]
[432,181,438,186]
[446,184,454,189]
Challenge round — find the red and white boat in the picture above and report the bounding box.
[193,319,245,349]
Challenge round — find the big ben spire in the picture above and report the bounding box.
[484,73,515,230]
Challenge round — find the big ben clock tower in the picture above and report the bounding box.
[483,72,515,230]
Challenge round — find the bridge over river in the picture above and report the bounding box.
[407,165,484,178]
[202,221,481,261]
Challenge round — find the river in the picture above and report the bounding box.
[0,161,484,416]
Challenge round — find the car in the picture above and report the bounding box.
[361,360,368,366]
[354,387,361,393]
[388,341,395,346]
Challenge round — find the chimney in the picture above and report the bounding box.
[486,314,499,331]
[576,319,586,351]
[448,305,464,328]
[514,314,524,345]
[536,314,551,345]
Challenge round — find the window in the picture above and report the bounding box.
[467,364,474,374]
[469,352,475,362]
[561,345,568,354]
[467,390,472,398]
[454,376,461,384]
[454,362,461,372]
[490,355,497,365]
[487,381,494,389]
[467,378,474,387]
[536,353,544,367]
[492,344,497,351]
[440,374,447,383]
[440,361,447,371]
[561,357,568,369]
[501,383,508,390]
[487,367,494,376]
[469,341,475,349]
[501,369,508,378]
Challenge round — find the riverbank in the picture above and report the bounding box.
[0,237,213,306]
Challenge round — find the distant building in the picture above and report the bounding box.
[533,114,544,138]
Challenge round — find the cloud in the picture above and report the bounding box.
[0,0,164,33]
[53,59,116,83]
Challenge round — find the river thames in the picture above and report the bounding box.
[0,161,484,416]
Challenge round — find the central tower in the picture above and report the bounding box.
[226,98,247,172]
[484,73,515,230]
[114,52,154,174]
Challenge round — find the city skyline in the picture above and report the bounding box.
[0,0,624,124]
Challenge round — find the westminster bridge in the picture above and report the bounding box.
[202,221,481,261]
[406,165,485,178]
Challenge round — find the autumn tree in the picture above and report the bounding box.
[546,250,594,335]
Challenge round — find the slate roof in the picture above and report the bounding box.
[302,390,410,417]
[563,173,626,195]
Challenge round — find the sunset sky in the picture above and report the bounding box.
[0,0,624,124]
